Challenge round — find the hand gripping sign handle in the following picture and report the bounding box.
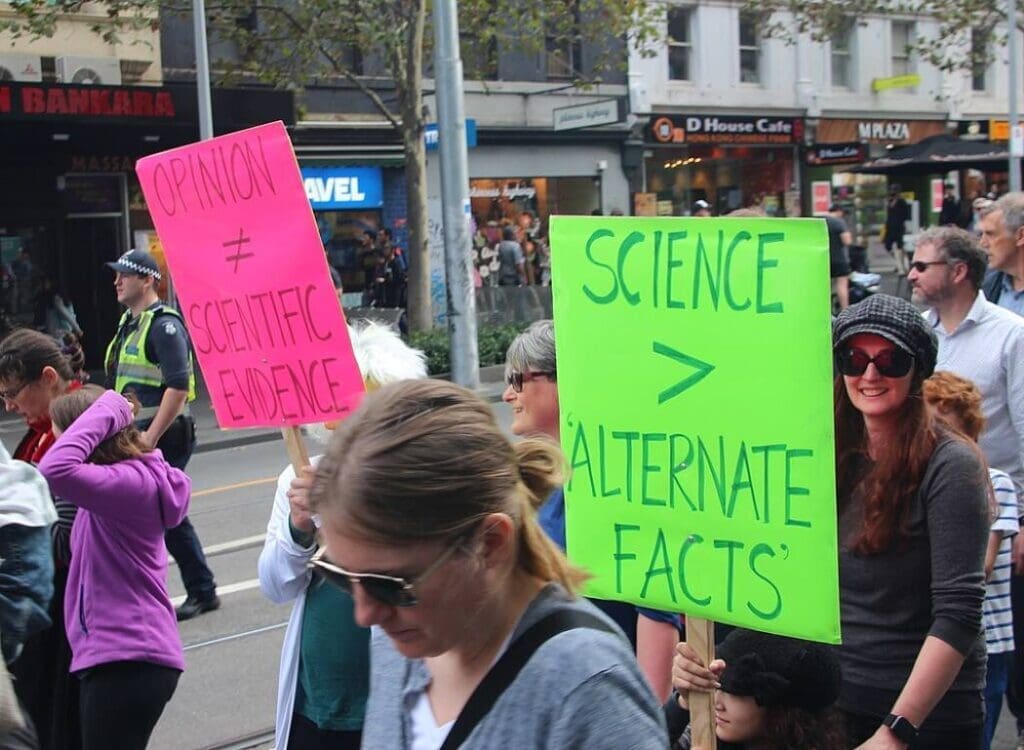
[686,616,717,750]
[281,426,311,474]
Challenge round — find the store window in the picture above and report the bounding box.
[668,7,693,81]
[738,12,761,84]
[831,19,854,89]
[891,21,914,77]
[971,29,990,92]
[469,177,599,229]
[644,145,795,216]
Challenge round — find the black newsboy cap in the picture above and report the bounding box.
[832,294,937,378]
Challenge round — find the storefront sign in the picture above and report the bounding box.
[806,142,866,166]
[136,121,365,429]
[424,119,477,151]
[553,98,622,131]
[0,81,294,129]
[634,193,657,217]
[69,155,137,173]
[956,120,990,142]
[816,118,945,145]
[871,74,921,92]
[930,179,945,213]
[469,183,536,200]
[811,181,832,215]
[991,120,1010,142]
[300,166,383,210]
[64,175,122,214]
[648,115,803,145]
[550,215,840,643]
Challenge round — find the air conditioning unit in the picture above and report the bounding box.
[55,56,122,86]
[0,54,43,83]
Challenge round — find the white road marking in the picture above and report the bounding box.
[171,577,262,607]
[183,622,287,652]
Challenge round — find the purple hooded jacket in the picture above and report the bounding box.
[39,390,189,674]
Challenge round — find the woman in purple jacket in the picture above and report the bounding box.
[38,386,189,750]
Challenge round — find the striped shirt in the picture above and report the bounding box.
[926,292,1024,506]
[985,468,1019,654]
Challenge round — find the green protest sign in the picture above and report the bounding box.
[550,216,840,644]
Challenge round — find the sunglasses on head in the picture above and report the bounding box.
[506,370,556,393]
[308,534,469,607]
[836,346,915,378]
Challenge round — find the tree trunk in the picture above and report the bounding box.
[398,0,432,332]
[403,127,431,331]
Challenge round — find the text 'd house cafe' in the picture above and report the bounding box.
[0,80,293,365]
[641,114,803,217]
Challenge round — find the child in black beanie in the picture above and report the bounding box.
[666,628,845,750]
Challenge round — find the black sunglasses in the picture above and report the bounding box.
[908,260,949,273]
[506,370,556,393]
[309,536,467,607]
[836,347,915,378]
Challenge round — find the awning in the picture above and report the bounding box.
[846,134,1010,175]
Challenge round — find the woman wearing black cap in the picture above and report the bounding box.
[675,294,990,749]
[666,629,844,749]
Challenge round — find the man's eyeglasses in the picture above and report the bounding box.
[836,347,915,378]
[0,382,29,403]
[505,370,556,393]
[309,536,468,607]
[908,260,949,273]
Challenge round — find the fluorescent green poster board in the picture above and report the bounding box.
[550,216,840,644]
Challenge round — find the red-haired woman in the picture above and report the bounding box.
[832,295,989,748]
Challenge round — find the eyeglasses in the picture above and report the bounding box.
[908,260,949,273]
[0,382,29,403]
[836,347,915,378]
[506,370,556,393]
[308,536,468,607]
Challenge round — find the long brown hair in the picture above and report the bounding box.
[50,386,151,465]
[0,328,76,386]
[760,705,846,750]
[309,379,588,593]
[834,375,939,554]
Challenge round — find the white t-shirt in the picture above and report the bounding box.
[985,468,1019,655]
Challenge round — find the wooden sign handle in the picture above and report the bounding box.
[686,616,717,750]
[281,426,311,474]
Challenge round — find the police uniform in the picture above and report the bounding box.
[105,250,218,617]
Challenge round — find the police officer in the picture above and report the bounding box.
[104,249,220,621]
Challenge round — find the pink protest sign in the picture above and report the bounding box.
[135,121,364,428]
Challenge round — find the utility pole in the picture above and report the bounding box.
[432,0,480,388]
[193,0,215,141]
[1010,0,1021,191]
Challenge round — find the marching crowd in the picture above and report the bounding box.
[0,193,1019,749]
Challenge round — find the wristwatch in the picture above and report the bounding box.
[883,713,919,744]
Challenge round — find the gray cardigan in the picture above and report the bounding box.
[360,583,667,749]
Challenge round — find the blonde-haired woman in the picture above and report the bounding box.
[309,379,665,749]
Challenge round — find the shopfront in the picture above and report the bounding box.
[0,81,293,363]
[807,117,946,244]
[642,114,804,216]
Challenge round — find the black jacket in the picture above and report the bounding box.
[983,269,1009,304]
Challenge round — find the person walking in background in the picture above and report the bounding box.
[40,387,186,750]
[103,249,219,621]
[307,379,667,748]
[923,371,1019,750]
[884,185,911,274]
[0,330,84,750]
[979,193,1024,316]
[826,204,853,311]
[497,225,526,286]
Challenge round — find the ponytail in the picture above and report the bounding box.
[514,438,589,593]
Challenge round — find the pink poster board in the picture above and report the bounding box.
[135,121,364,428]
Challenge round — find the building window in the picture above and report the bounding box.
[891,21,914,77]
[831,19,854,88]
[738,13,761,83]
[971,29,989,92]
[546,3,582,80]
[668,7,692,81]
[461,34,498,80]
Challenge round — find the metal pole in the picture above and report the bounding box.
[1010,0,1021,191]
[193,0,215,141]
[432,0,480,388]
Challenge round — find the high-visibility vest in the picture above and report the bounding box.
[104,305,197,420]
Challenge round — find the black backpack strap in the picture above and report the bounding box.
[438,609,616,750]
